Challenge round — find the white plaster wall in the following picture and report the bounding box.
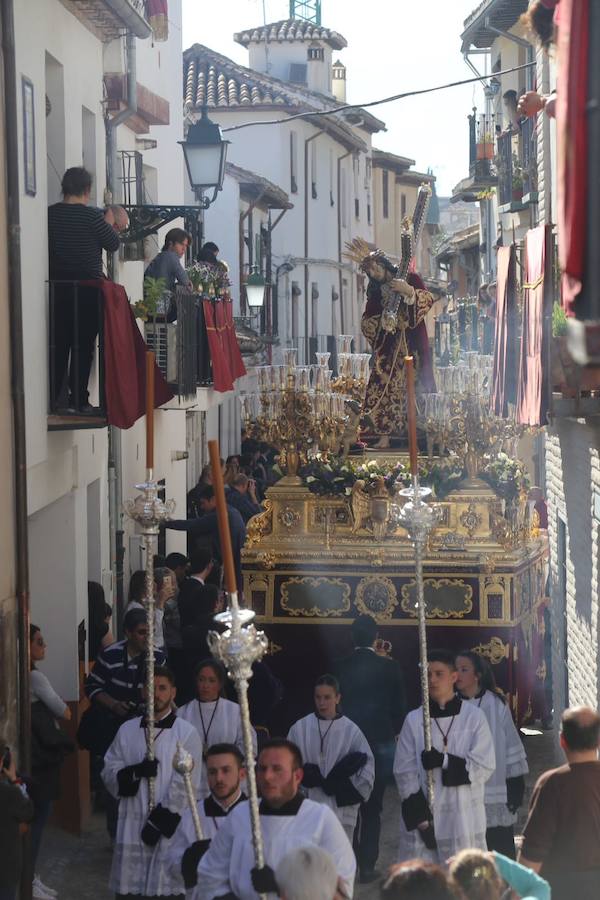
[247,40,334,95]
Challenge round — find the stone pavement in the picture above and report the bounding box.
[37,726,561,900]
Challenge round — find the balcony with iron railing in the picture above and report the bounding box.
[48,283,217,430]
[62,0,152,40]
[497,117,538,212]
[452,111,498,202]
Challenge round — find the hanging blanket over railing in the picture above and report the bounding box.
[202,299,233,392]
[90,279,173,428]
[557,0,589,315]
[492,245,518,417]
[222,300,247,381]
[516,226,551,426]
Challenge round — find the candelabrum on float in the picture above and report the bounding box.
[331,334,371,402]
[417,353,526,481]
[240,348,352,477]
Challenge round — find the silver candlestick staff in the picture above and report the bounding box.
[206,439,269,900]
[173,742,204,841]
[398,476,438,812]
[125,476,175,810]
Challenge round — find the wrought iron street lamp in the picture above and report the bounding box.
[180,107,230,209]
[246,266,267,309]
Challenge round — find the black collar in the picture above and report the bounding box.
[140,711,177,729]
[315,712,342,721]
[259,794,304,816]
[204,792,246,818]
[429,696,462,718]
[458,688,486,701]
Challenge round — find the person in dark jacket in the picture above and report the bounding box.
[166,485,247,593]
[333,614,407,884]
[48,166,121,413]
[0,744,34,900]
[225,473,261,524]
[176,548,221,702]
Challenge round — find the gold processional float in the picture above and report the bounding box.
[239,341,549,727]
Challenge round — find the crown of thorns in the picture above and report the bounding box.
[344,238,393,273]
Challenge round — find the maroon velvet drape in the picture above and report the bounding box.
[492,245,518,417]
[91,279,173,428]
[202,299,234,393]
[557,0,589,314]
[516,226,550,426]
[222,300,247,381]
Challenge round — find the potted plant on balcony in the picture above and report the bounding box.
[551,302,600,396]
[511,153,524,201]
[476,134,494,161]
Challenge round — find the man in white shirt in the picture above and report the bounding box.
[196,739,356,899]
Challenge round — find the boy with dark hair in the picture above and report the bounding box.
[102,668,202,899]
[393,649,495,864]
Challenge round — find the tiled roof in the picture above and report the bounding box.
[461,0,529,50]
[184,45,298,108]
[226,163,293,210]
[183,45,368,152]
[234,19,347,51]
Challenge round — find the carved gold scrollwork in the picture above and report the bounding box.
[355,575,398,621]
[400,578,474,619]
[246,500,273,547]
[280,577,351,617]
[471,636,509,665]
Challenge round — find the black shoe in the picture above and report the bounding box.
[78,402,100,415]
[359,869,381,884]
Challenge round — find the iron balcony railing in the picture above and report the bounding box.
[144,287,213,399]
[48,280,106,419]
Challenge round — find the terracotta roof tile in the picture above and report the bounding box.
[234,19,347,51]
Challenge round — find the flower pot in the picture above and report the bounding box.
[512,187,523,201]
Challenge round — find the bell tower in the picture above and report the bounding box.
[289,0,322,25]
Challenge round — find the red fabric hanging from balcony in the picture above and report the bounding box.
[492,245,518,417]
[221,300,247,381]
[557,0,589,315]
[94,279,173,428]
[146,0,169,41]
[516,226,551,426]
[202,299,234,392]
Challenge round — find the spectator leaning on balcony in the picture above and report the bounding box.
[144,227,192,321]
[48,166,121,414]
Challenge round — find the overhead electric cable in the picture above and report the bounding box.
[221,62,535,133]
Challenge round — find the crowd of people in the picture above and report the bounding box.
[3,590,600,899]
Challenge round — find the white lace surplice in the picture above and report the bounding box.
[102,715,202,896]
[288,713,375,829]
[196,798,356,900]
[177,697,256,798]
[394,702,495,864]
[464,691,528,827]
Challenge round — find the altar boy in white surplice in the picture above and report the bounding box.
[102,666,202,898]
[393,650,495,865]
[176,658,256,799]
[288,674,374,841]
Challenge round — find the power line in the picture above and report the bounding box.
[221,62,534,133]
